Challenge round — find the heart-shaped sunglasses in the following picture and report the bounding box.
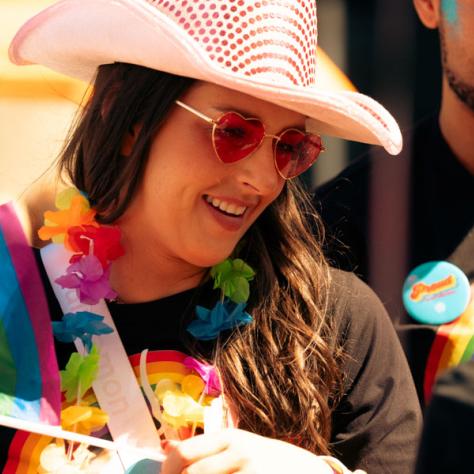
[175,100,324,179]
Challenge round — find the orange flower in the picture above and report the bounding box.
[38,194,98,249]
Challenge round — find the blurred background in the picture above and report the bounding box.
[315,0,441,186]
[0,0,441,201]
[0,0,89,203]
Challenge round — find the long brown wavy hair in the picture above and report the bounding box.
[59,63,343,455]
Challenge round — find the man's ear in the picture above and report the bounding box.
[413,0,442,29]
[121,125,141,157]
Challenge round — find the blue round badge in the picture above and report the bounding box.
[402,261,471,325]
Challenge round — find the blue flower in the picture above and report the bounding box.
[187,300,253,341]
[52,312,113,351]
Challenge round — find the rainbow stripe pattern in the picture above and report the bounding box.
[0,202,60,424]
[5,350,196,473]
[130,350,194,386]
[424,298,474,402]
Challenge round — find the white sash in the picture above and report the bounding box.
[41,244,161,471]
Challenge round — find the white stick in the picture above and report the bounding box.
[0,415,165,463]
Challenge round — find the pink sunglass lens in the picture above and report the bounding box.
[213,113,265,163]
[275,130,322,179]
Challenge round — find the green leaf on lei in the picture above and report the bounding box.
[60,345,100,403]
[210,258,256,304]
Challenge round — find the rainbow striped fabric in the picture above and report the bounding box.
[0,202,60,424]
[6,350,200,472]
[424,298,474,402]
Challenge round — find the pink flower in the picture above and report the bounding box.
[55,255,117,305]
[184,357,222,397]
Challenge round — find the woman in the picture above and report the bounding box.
[1,1,421,473]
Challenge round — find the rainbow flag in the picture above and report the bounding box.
[424,299,474,402]
[0,202,60,424]
[6,350,176,472]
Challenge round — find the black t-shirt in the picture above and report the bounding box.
[314,116,474,405]
[0,249,422,473]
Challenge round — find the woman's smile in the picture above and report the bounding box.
[204,195,248,217]
[202,194,253,232]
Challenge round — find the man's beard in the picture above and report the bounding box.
[440,26,474,113]
[445,64,474,112]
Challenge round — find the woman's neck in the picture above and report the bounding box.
[109,229,206,304]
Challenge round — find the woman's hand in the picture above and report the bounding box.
[160,428,336,474]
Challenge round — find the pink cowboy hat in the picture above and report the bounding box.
[9,0,402,154]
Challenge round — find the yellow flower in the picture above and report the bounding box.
[55,188,85,210]
[60,405,108,435]
[160,390,204,429]
[153,377,214,431]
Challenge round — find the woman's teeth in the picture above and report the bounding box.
[205,196,247,216]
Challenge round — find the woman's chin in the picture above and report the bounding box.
[186,246,236,269]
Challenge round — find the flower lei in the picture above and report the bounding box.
[140,258,255,440]
[37,188,255,471]
[36,189,120,472]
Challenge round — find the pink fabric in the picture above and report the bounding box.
[0,203,60,424]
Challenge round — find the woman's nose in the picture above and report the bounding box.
[235,138,283,194]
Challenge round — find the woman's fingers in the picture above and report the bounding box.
[181,449,242,474]
[161,431,231,474]
[160,429,340,474]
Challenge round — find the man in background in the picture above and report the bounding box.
[314,0,474,405]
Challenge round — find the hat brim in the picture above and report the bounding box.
[9,0,402,154]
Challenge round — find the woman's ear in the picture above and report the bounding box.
[413,0,442,29]
[121,125,141,157]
